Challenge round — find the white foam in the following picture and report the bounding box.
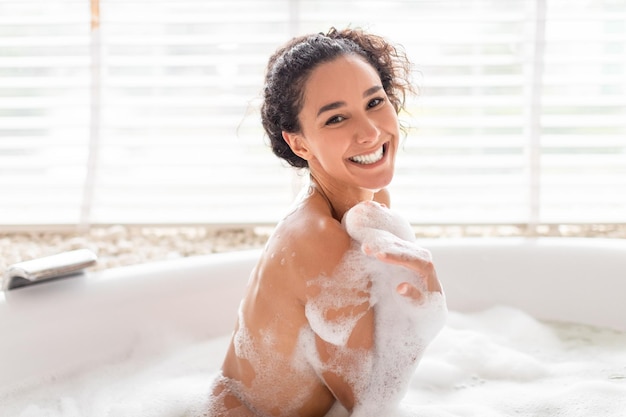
[304,259,372,346]
[343,200,416,243]
[1,335,228,417]
[2,308,626,416]
[224,306,320,416]
[401,307,626,417]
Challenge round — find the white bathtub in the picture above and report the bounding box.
[1,237,625,397]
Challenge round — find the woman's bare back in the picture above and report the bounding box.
[206,195,350,416]
[205,196,446,416]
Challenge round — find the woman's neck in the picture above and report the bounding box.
[309,174,374,221]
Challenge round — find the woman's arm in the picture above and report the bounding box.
[291,217,375,411]
[309,233,443,410]
[291,207,442,411]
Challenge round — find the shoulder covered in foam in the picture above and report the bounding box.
[342,200,416,243]
[342,200,432,263]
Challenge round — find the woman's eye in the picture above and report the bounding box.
[326,115,345,125]
[368,97,384,108]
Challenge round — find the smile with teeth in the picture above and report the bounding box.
[349,145,385,165]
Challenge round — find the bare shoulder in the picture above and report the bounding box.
[257,198,352,302]
[278,210,353,279]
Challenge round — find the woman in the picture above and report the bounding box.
[206,27,446,417]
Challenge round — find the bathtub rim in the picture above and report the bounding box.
[1,237,625,396]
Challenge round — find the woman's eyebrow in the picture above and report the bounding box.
[363,85,383,97]
[317,101,346,117]
[316,85,384,117]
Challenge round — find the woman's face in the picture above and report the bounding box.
[284,54,400,192]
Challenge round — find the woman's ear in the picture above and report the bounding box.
[282,131,311,161]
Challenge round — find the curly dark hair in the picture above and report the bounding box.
[261,27,414,168]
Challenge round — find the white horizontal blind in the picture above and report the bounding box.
[296,0,626,224]
[540,0,626,223]
[0,0,624,226]
[0,0,91,225]
[87,0,295,224]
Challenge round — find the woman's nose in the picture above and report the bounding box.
[355,115,380,143]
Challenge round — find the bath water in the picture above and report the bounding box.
[1,306,625,417]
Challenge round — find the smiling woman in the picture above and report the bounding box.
[204,27,449,416]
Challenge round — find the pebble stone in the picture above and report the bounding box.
[1,224,625,273]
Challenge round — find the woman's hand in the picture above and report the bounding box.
[362,240,443,302]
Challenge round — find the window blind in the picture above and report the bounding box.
[0,0,624,227]
[84,0,295,224]
[0,0,91,225]
[539,1,626,223]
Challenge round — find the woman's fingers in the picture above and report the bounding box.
[364,243,443,295]
[396,282,424,302]
[362,239,431,262]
